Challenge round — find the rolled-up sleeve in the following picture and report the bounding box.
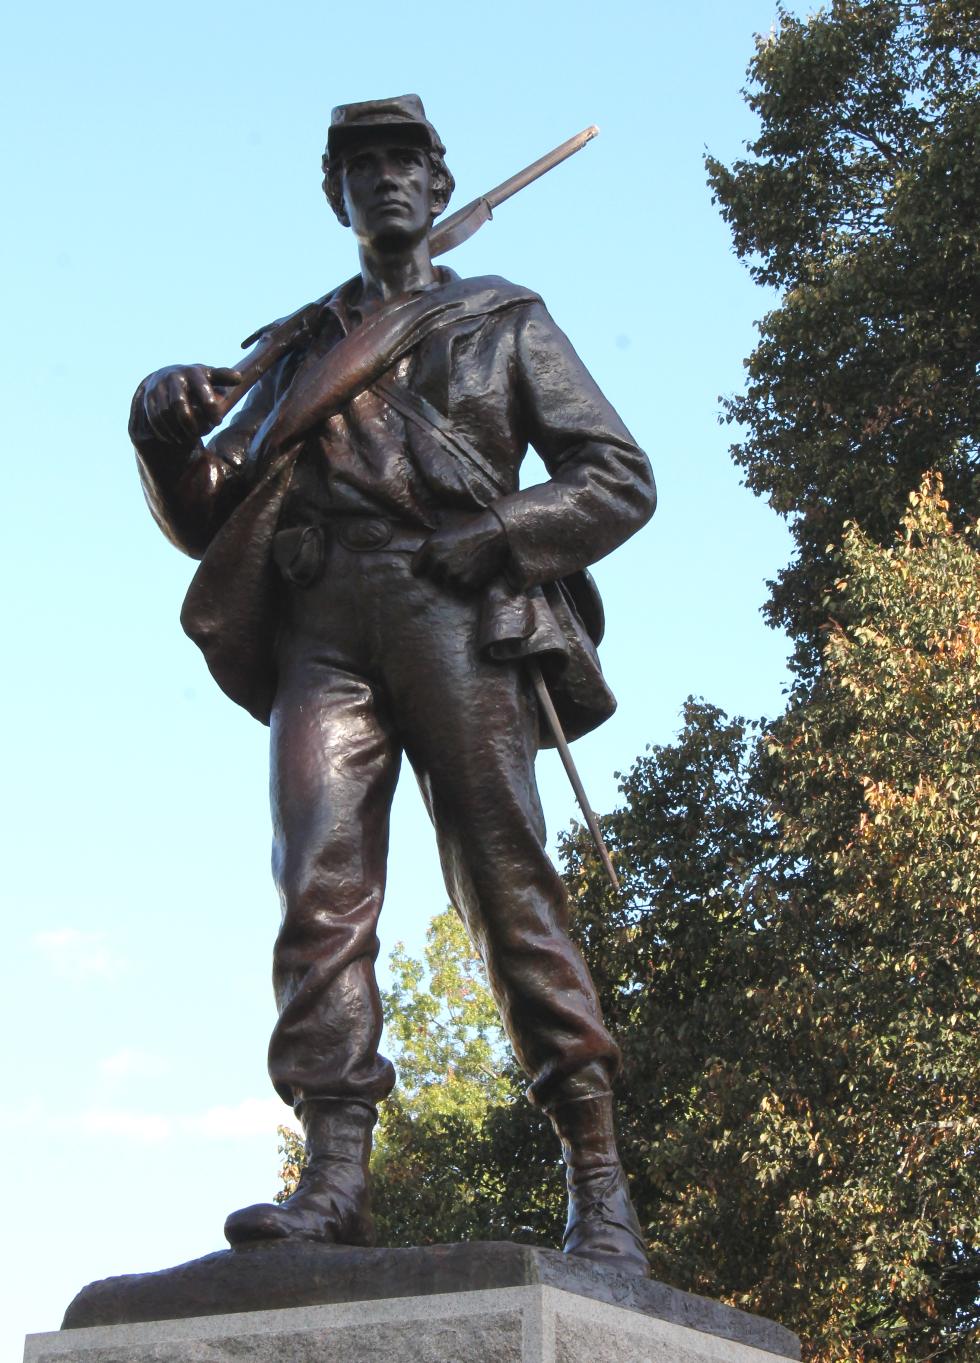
[489,302,656,588]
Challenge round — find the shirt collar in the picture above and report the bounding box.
[320,265,458,336]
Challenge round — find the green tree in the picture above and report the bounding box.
[752,475,980,1359]
[370,907,511,1246]
[565,476,980,1361]
[559,702,790,1298]
[706,0,980,673]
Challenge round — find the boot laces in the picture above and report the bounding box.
[567,1164,645,1247]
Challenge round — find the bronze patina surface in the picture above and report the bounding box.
[128,95,656,1277]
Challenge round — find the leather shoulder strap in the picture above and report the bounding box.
[254,280,537,461]
[372,378,506,498]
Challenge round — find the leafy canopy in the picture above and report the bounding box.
[278,909,563,1247]
[706,1,980,671]
[558,476,980,1360]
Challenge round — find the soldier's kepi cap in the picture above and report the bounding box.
[327,94,444,159]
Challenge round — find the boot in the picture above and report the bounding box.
[546,1080,650,1279]
[224,1099,376,1247]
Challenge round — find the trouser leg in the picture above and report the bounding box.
[417,692,619,1107]
[267,651,399,1110]
[378,569,621,1108]
[409,666,647,1275]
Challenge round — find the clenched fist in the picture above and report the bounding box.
[411,509,508,592]
[135,364,242,446]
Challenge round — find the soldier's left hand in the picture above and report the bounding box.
[412,510,508,591]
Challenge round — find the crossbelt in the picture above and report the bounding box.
[372,378,507,498]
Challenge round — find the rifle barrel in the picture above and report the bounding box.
[429,124,598,256]
[483,125,599,211]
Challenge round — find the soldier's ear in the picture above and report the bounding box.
[321,158,351,227]
[428,156,455,222]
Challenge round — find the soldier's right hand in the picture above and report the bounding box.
[138,365,243,445]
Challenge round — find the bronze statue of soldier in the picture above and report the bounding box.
[129,95,656,1278]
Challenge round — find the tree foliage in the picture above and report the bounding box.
[370,908,515,1247]
[753,475,980,1359]
[564,476,980,1361]
[559,702,788,1297]
[706,0,980,671]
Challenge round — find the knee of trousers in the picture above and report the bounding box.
[273,844,386,945]
[450,856,571,959]
[459,888,602,1024]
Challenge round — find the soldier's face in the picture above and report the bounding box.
[341,140,434,249]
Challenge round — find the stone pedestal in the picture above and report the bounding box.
[27,1242,800,1363]
[27,1286,800,1363]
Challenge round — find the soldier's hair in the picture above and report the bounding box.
[321,137,455,227]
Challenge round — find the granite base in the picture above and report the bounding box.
[55,1241,798,1358]
[27,1284,801,1363]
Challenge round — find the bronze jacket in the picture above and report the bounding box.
[130,273,656,738]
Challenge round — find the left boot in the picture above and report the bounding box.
[546,1083,650,1279]
[224,1099,376,1247]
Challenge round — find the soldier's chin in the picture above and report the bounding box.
[369,220,427,253]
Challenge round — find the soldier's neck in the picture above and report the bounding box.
[356,238,436,309]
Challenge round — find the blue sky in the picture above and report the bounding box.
[2,0,801,1354]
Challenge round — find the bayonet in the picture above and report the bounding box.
[428,124,599,255]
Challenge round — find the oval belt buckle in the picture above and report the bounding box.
[339,517,393,551]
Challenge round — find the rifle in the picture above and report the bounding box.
[210,125,599,423]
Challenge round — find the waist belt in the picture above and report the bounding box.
[329,515,429,552]
[272,516,429,589]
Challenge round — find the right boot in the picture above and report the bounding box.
[224,1099,377,1247]
[544,1066,650,1279]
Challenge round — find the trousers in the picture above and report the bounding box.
[267,536,619,1112]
